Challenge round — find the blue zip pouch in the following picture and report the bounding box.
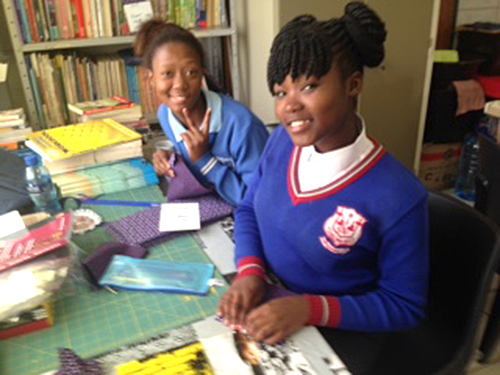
[99,255,215,296]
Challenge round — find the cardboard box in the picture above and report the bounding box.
[419,143,462,190]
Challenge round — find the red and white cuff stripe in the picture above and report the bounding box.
[236,256,266,280]
[305,295,342,328]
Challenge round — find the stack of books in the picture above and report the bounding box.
[68,96,150,138]
[0,108,33,151]
[25,119,158,197]
[68,96,143,123]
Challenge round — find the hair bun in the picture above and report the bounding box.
[342,2,387,67]
[281,14,317,33]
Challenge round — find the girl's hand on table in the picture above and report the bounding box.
[245,296,310,345]
[218,275,265,329]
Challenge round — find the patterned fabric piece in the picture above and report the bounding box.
[106,193,234,247]
[166,153,212,201]
[82,243,148,288]
[56,348,103,375]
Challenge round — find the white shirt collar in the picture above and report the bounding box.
[167,89,223,143]
[298,116,374,192]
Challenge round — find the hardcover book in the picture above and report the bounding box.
[0,213,72,273]
[67,96,136,115]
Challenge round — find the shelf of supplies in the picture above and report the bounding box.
[21,28,235,53]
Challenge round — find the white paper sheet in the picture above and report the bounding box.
[123,1,153,33]
[159,203,200,232]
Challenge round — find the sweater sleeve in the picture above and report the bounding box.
[194,116,269,207]
[305,198,429,332]
[231,129,282,276]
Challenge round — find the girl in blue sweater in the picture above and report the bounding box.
[135,21,269,206]
[219,3,429,373]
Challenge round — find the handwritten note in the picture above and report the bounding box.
[123,1,154,33]
[159,203,201,232]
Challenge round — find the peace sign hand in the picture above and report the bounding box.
[180,107,212,163]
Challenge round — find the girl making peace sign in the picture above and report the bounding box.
[135,21,269,206]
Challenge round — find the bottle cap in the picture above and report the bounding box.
[24,154,39,167]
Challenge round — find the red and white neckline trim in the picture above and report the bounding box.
[288,137,386,205]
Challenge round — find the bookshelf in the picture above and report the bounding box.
[1,0,240,130]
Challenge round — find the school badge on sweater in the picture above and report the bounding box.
[320,206,367,255]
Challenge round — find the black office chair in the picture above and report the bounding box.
[371,190,500,375]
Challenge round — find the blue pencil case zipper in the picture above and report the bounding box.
[99,255,215,296]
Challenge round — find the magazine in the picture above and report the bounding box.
[93,316,351,375]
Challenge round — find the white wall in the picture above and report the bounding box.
[235,0,277,124]
[456,0,500,26]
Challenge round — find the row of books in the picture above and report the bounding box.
[25,41,230,127]
[0,108,33,151]
[25,119,158,197]
[26,53,135,128]
[13,0,228,44]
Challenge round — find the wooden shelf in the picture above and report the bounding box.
[21,28,235,53]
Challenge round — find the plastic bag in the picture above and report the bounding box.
[99,255,215,296]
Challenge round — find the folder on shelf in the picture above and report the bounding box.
[26,119,142,162]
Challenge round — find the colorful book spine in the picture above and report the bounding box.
[32,0,46,41]
[57,0,69,39]
[24,0,40,42]
[13,0,29,43]
[45,0,60,41]
[82,0,93,38]
[73,0,87,38]
[196,0,206,29]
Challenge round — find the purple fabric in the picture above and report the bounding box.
[106,193,234,247]
[57,348,103,375]
[166,153,212,200]
[82,243,148,287]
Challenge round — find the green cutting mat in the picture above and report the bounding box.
[0,186,229,375]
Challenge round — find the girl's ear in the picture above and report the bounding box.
[148,70,154,88]
[347,72,363,97]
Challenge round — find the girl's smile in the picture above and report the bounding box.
[149,42,206,126]
[274,66,362,153]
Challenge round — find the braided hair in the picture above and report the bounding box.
[267,2,387,93]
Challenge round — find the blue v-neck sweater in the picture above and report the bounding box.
[158,90,269,206]
[235,126,429,332]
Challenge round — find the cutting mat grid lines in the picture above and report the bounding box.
[0,186,228,375]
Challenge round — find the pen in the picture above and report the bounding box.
[81,199,162,208]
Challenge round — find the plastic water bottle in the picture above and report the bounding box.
[455,133,479,202]
[24,155,62,214]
